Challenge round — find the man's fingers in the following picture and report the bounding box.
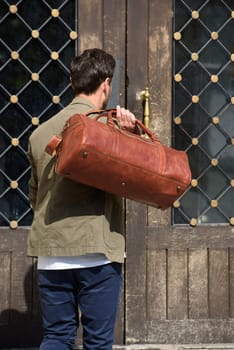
[129,112,136,124]
[116,105,136,130]
[116,105,121,118]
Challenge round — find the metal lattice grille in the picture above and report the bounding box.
[0,0,76,228]
[173,0,234,226]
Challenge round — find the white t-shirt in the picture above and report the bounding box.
[37,253,111,270]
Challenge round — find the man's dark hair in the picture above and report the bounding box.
[70,48,116,95]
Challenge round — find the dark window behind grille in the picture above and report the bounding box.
[0,0,76,228]
[173,0,234,226]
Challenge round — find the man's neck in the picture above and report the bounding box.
[77,93,103,110]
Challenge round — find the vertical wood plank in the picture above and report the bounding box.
[78,0,103,52]
[103,0,127,344]
[209,249,229,318]
[103,0,126,57]
[32,258,41,318]
[189,249,208,319]
[147,249,167,320]
[148,0,172,133]
[167,249,188,320]
[147,0,173,226]
[103,0,126,108]
[125,0,149,343]
[230,248,234,317]
[0,253,11,325]
[127,0,149,114]
[125,200,147,344]
[11,253,32,318]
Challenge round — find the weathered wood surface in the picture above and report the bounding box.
[0,230,42,347]
[147,319,234,343]
[125,0,150,343]
[125,0,234,345]
[144,245,234,342]
[147,226,234,249]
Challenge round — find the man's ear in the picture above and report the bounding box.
[103,77,111,89]
[101,78,109,92]
[106,77,111,86]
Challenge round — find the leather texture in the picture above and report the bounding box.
[45,109,191,209]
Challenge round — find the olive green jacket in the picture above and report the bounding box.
[27,96,125,263]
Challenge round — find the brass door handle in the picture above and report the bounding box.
[140,87,150,128]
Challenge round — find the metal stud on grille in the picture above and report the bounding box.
[0,0,76,227]
[173,0,234,225]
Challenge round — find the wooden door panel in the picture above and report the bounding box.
[147,319,234,344]
[230,249,234,318]
[189,249,208,319]
[147,250,167,320]
[167,250,188,320]
[146,246,233,321]
[0,230,42,347]
[145,242,234,342]
[126,201,148,343]
[126,0,234,343]
[126,210,234,343]
[0,253,11,325]
[209,249,229,318]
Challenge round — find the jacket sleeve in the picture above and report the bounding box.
[27,140,38,211]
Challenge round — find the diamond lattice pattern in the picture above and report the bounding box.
[0,0,76,228]
[173,0,234,226]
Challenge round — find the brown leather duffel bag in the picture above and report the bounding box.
[45,109,191,209]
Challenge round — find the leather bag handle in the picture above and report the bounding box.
[134,119,159,143]
[90,109,159,143]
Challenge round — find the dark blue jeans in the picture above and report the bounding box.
[38,263,122,350]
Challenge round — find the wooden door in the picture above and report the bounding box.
[126,0,234,344]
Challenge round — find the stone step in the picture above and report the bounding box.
[2,345,234,350]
